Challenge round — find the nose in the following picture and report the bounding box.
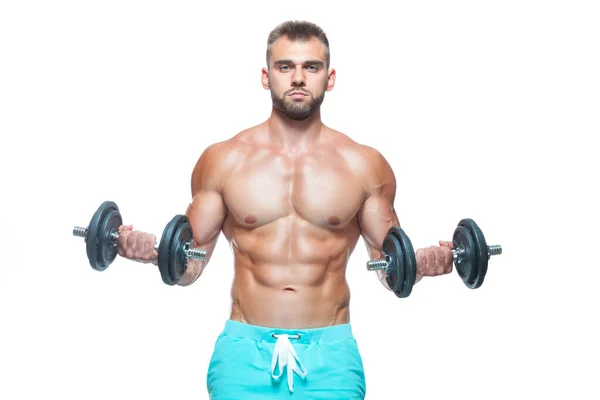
[291,66,305,87]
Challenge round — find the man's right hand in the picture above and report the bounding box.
[117,225,158,265]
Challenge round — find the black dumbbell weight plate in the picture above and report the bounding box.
[458,218,488,289]
[86,201,122,271]
[452,225,476,287]
[158,215,180,285]
[383,231,405,296]
[158,215,191,285]
[390,226,417,298]
[169,217,193,284]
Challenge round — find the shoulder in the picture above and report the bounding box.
[190,128,256,195]
[328,129,396,193]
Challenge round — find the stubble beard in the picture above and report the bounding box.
[270,84,326,121]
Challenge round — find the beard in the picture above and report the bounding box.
[270,85,326,121]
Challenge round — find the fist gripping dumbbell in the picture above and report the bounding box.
[73,201,206,285]
[366,218,502,298]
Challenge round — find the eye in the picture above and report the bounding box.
[306,65,319,72]
[279,65,291,71]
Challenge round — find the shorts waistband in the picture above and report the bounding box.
[221,319,354,344]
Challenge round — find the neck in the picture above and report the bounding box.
[267,108,324,154]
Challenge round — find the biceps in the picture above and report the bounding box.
[185,190,226,252]
[358,196,399,257]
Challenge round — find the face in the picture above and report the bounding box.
[262,36,336,121]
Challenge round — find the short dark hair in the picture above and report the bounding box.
[266,20,330,69]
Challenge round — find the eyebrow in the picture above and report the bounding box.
[273,59,325,68]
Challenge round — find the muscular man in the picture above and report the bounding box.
[118,20,453,399]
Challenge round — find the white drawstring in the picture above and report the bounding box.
[271,334,307,392]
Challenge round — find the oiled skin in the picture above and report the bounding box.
[185,126,397,329]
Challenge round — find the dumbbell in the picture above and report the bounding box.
[366,218,502,298]
[73,201,206,285]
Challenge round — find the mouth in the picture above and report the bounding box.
[288,91,309,99]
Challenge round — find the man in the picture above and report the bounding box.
[117,20,453,399]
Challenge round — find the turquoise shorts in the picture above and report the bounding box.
[206,320,367,399]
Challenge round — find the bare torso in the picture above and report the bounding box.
[213,123,372,329]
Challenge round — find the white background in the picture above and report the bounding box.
[1,1,599,399]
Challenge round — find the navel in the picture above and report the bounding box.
[327,216,341,226]
[244,214,258,224]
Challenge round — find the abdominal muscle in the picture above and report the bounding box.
[225,218,359,330]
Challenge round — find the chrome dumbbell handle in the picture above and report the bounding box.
[366,257,390,271]
[367,244,503,271]
[72,226,206,261]
[452,244,502,263]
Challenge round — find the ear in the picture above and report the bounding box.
[326,68,336,92]
[261,67,270,90]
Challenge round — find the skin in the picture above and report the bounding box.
[117,36,454,329]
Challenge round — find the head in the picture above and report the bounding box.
[262,20,336,121]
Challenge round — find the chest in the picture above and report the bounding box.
[222,150,365,229]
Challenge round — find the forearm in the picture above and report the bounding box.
[176,259,206,287]
[376,270,392,291]
[146,250,206,286]
[143,252,204,286]
[376,270,423,291]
